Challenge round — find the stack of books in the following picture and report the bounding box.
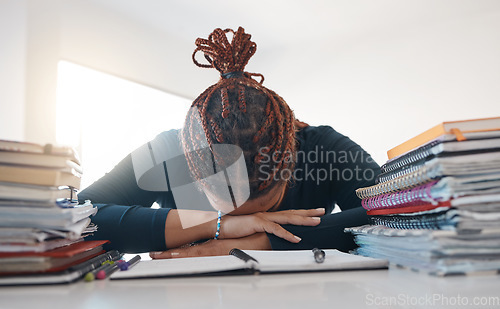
[0,139,104,284]
[346,117,500,276]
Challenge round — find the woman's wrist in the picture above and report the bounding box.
[199,210,220,239]
[164,209,220,248]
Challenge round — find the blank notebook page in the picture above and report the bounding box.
[244,249,388,272]
[111,255,247,279]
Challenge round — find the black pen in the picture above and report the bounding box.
[118,255,141,271]
[229,248,259,263]
[83,250,121,282]
[312,248,325,263]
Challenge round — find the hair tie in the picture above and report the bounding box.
[221,71,245,79]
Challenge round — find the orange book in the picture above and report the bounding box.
[387,117,500,160]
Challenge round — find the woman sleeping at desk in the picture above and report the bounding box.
[78,27,379,258]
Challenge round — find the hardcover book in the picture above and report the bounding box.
[387,117,500,160]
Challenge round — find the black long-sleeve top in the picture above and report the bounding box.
[79,126,380,253]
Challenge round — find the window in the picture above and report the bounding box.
[56,61,191,189]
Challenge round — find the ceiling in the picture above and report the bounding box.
[87,0,500,52]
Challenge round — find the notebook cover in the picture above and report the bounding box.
[370,209,458,230]
[0,139,79,161]
[0,164,81,189]
[0,151,82,173]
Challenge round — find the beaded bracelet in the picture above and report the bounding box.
[214,210,222,239]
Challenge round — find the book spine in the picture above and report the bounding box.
[356,166,435,200]
[361,181,439,210]
[381,140,441,173]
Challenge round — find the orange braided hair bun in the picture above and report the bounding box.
[182,27,299,196]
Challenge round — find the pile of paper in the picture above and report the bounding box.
[0,139,98,275]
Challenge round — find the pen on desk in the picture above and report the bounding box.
[96,262,120,280]
[84,262,111,282]
[229,248,258,263]
[83,250,122,282]
[312,248,325,263]
[118,255,141,271]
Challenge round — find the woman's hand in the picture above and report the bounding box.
[220,208,325,243]
[164,208,325,249]
[151,233,271,259]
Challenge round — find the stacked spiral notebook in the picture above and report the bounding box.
[346,117,500,276]
[0,139,101,284]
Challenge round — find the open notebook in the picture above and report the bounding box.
[110,249,388,280]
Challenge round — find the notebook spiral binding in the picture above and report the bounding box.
[361,180,439,210]
[370,209,459,230]
[377,163,426,184]
[356,165,438,200]
[381,140,442,174]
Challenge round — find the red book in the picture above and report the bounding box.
[0,240,108,274]
[366,201,452,216]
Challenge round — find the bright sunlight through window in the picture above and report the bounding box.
[56,61,191,190]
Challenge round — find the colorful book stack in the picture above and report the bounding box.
[0,139,104,284]
[346,117,500,276]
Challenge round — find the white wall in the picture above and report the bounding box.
[258,7,500,164]
[24,0,61,144]
[59,1,200,99]
[18,0,198,145]
[0,0,499,167]
[0,0,26,141]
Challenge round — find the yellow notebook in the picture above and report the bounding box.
[387,117,500,160]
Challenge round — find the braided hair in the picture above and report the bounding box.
[181,27,302,200]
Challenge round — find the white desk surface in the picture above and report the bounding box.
[1,266,500,309]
